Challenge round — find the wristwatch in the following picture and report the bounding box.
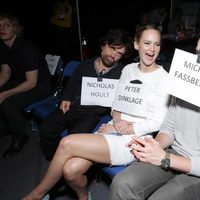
[161,152,170,170]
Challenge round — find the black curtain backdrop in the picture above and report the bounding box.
[1,0,171,58]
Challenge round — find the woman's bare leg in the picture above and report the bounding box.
[22,133,110,200]
[63,158,93,200]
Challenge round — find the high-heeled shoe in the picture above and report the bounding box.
[42,194,50,200]
[88,191,92,200]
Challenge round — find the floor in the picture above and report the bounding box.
[0,120,111,200]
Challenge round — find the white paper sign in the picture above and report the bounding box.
[112,82,150,117]
[81,77,119,107]
[166,48,200,107]
[45,54,61,75]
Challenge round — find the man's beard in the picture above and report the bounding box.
[102,57,119,68]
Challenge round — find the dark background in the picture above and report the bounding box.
[0,0,181,59]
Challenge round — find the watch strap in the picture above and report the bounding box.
[161,151,170,170]
[165,151,170,160]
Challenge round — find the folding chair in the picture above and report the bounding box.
[102,165,127,177]
[25,60,80,123]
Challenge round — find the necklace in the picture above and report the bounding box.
[96,58,107,73]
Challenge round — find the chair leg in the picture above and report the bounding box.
[30,119,38,132]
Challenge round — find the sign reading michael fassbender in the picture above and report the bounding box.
[112,82,151,117]
[81,77,119,107]
[167,48,200,107]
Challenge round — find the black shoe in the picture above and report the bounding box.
[2,135,29,159]
[0,129,9,140]
[0,132,7,140]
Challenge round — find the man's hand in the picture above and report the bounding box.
[60,100,71,113]
[128,136,165,166]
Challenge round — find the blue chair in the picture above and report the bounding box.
[102,165,126,177]
[94,163,127,185]
[25,60,80,120]
[94,163,127,184]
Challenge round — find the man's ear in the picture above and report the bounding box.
[134,41,139,50]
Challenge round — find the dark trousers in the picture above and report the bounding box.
[0,80,51,141]
[39,107,100,160]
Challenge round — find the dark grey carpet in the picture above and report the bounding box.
[0,120,110,200]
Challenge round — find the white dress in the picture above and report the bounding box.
[102,62,170,165]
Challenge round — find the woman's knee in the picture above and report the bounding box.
[58,136,76,153]
[62,160,84,181]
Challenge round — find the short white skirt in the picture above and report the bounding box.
[103,133,136,165]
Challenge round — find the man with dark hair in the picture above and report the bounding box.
[39,28,134,161]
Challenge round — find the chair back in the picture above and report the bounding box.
[25,60,80,119]
[63,60,80,76]
[52,60,80,98]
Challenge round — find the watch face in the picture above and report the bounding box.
[161,158,170,170]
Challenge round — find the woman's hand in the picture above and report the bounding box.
[97,123,117,134]
[113,119,133,135]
